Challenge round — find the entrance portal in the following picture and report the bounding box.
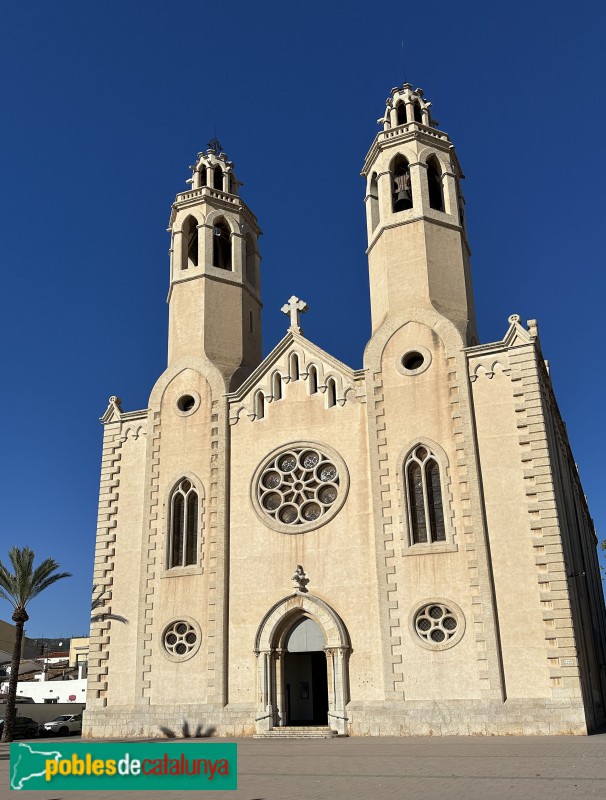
[283,618,329,725]
[254,592,350,735]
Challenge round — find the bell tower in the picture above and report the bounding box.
[167,138,262,387]
[362,84,477,342]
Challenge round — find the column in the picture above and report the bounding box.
[409,161,426,211]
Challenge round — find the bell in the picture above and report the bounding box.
[396,188,411,204]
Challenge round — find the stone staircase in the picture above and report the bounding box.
[254,726,338,739]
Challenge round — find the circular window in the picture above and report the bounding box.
[175,391,200,416]
[410,599,465,651]
[177,395,195,412]
[403,351,424,371]
[161,618,201,662]
[252,443,349,534]
[397,346,432,376]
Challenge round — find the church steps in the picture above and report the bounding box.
[254,726,339,739]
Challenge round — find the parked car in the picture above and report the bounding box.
[0,716,39,739]
[40,713,82,736]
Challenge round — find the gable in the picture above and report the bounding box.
[227,332,366,424]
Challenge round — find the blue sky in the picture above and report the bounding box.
[1,1,605,637]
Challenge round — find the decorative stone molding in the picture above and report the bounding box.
[87,414,123,708]
[509,336,589,705]
[291,565,309,593]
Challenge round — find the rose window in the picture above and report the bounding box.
[254,445,348,532]
[162,620,200,660]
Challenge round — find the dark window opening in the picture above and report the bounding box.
[413,101,423,123]
[182,216,199,269]
[213,165,223,190]
[255,392,265,419]
[177,394,196,412]
[369,172,379,231]
[309,365,318,394]
[290,353,300,381]
[396,102,407,125]
[405,446,446,545]
[200,165,207,186]
[273,372,283,401]
[187,227,198,267]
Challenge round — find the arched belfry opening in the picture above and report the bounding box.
[212,220,231,270]
[213,165,223,190]
[254,593,350,735]
[396,101,407,126]
[182,216,198,269]
[427,156,444,212]
[369,172,379,231]
[413,100,423,123]
[392,155,413,212]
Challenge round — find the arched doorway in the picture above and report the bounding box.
[254,593,350,735]
[283,617,328,725]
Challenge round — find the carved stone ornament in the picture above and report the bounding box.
[292,564,309,593]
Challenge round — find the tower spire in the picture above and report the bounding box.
[167,147,263,388]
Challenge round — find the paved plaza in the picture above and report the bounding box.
[2,734,606,799]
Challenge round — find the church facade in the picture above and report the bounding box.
[84,84,606,738]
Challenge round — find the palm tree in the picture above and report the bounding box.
[90,584,127,624]
[0,547,71,743]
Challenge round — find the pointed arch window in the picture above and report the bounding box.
[405,445,445,544]
[427,157,444,212]
[213,165,223,190]
[199,165,207,187]
[289,353,300,381]
[308,365,318,395]
[213,221,232,270]
[168,478,199,568]
[272,372,283,401]
[413,101,423,123]
[326,378,337,408]
[182,216,198,269]
[392,155,413,212]
[254,391,265,420]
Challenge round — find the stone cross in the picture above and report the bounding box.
[281,295,308,334]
